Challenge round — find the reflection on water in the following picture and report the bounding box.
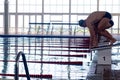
[2,38,9,79]
[0,37,93,80]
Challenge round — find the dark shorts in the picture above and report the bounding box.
[109,20,114,26]
[94,12,112,27]
[103,12,112,19]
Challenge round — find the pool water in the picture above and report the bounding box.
[1,36,120,80]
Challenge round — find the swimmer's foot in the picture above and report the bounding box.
[110,38,117,45]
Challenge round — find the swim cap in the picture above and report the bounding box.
[78,20,85,27]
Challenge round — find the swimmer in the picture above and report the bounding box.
[79,11,116,48]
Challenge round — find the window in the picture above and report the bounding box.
[18,0,42,13]
[99,0,120,13]
[71,0,97,13]
[44,0,69,13]
[0,0,4,12]
[9,0,16,12]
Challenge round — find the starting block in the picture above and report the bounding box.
[90,36,120,75]
[91,41,112,65]
[97,46,111,65]
[93,42,112,74]
[91,41,120,65]
[91,41,120,74]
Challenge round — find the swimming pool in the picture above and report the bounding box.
[0,35,95,80]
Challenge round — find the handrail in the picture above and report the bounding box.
[29,22,78,25]
[15,51,30,80]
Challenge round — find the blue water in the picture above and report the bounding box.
[0,37,94,80]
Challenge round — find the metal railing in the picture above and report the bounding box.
[15,51,30,80]
[28,22,88,36]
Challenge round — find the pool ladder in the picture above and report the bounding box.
[15,51,30,80]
